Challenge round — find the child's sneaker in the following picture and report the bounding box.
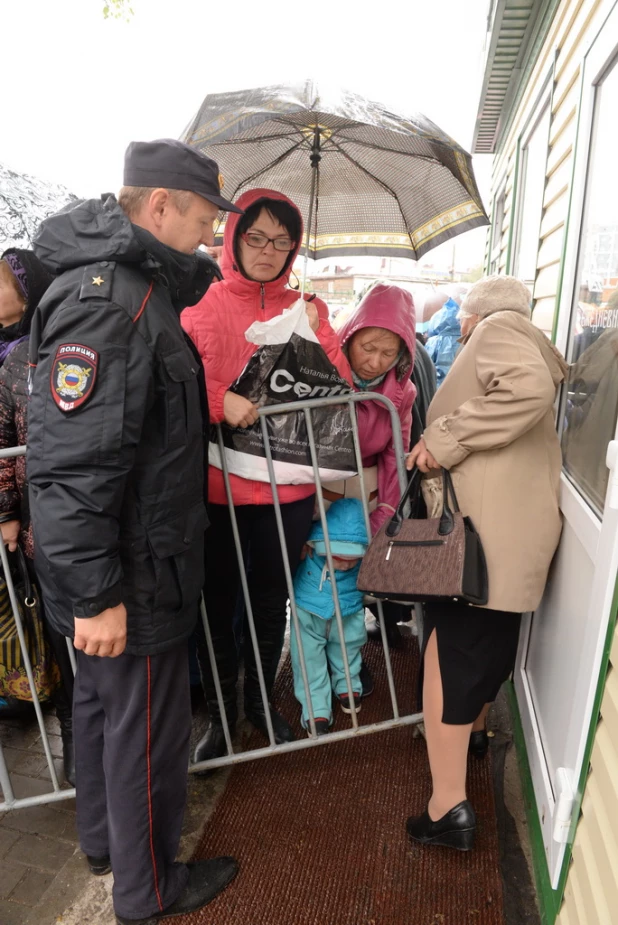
[312,718,331,737]
[336,692,362,715]
[302,716,331,738]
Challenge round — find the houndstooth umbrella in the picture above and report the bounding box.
[182,80,488,261]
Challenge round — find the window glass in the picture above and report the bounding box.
[562,61,618,513]
[514,104,550,287]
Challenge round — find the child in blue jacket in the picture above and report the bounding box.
[291,498,369,736]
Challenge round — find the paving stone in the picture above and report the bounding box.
[34,851,95,924]
[11,752,50,778]
[10,833,76,872]
[35,734,63,759]
[37,757,74,791]
[0,826,20,858]
[0,861,26,899]
[0,748,31,772]
[2,805,78,841]
[42,714,60,735]
[0,725,41,751]
[9,868,54,906]
[0,899,36,925]
[49,797,76,815]
[6,775,56,801]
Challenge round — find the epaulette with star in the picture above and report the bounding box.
[79,262,114,301]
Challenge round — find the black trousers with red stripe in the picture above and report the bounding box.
[74,645,191,919]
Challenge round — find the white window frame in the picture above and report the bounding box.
[511,79,552,287]
[488,180,506,274]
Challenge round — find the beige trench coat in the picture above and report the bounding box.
[423,310,569,613]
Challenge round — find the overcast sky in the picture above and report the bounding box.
[1,0,493,269]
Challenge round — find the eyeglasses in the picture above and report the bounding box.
[240,232,295,252]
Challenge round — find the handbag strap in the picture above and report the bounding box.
[439,469,461,535]
[385,468,422,537]
[386,467,462,538]
[11,547,35,606]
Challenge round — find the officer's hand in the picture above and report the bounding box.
[305,303,320,332]
[223,392,259,429]
[0,520,20,553]
[74,604,127,658]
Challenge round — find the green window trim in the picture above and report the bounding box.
[507,572,618,924]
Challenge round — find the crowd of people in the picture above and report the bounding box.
[0,138,567,924]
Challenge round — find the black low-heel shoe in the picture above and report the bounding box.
[469,730,489,759]
[406,800,476,851]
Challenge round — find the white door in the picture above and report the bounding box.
[515,12,618,889]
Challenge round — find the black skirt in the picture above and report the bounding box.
[418,600,522,725]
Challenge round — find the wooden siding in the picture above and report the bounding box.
[489,0,609,338]
[557,626,618,924]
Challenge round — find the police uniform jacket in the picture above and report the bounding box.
[28,195,219,656]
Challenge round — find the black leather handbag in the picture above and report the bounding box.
[357,468,488,605]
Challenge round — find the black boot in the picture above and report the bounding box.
[406,800,476,851]
[244,699,295,744]
[469,730,489,759]
[367,601,408,650]
[243,615,294,745]
[193,610,239,770]
[359,660,374,698]
[87,854,112,876]
[115,856,238,924]
[366,616,403,649]
[193,706,237,768]
[45,620,76,787]
[52,683,75,787]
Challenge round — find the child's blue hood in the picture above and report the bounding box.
[307,498,369,558]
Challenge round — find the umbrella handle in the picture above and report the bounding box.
[300,127,321,298]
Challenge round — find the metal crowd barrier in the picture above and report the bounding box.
[190,392,424,774]
[0,394,424,810]
[0,445,76,812]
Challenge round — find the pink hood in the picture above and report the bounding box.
[182,187,352,507]
[219,187,303,296]
[340,282,417,381]
[340,283,417,533]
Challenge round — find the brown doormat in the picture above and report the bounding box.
[179,636,505,925]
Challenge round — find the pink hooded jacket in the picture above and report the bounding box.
[340,283,417,533]
[182,188,352,506]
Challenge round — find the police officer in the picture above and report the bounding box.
[27,139,242,924]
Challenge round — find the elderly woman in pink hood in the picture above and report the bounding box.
[337,283,417,530]
[335,284,417,652]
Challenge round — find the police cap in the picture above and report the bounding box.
[123,139,243,213]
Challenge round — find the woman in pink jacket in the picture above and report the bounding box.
[182,189,351,762]
[337,284,417,647]
[339,283,416,532]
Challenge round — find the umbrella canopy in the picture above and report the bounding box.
[182,80,489,261]
[0,163,76,249]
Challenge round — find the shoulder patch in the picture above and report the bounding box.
[50,344,99,412]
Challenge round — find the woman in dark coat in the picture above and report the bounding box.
[0,248,75,785]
